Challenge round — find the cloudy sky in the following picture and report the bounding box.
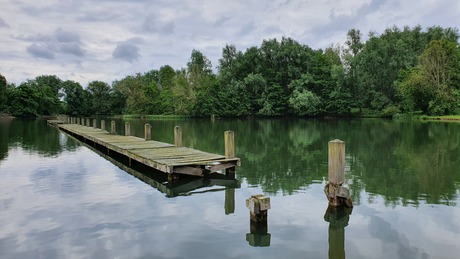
[1,0,459,86]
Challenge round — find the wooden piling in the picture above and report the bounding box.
[211,114,216,122]
[325,139,352,207]
[93,119,97,129]
[125,122,131,136]
[86,118,90,127]
[328,140,345,185]
[174,126,182,147]
[101,120,105,131]
[111,121,116,134]
[246,194,270,222]
[225,131,235,159]
[144,123,151,140]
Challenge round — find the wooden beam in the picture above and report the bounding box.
[173,166,203,176]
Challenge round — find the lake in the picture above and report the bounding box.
[0,117,459,259]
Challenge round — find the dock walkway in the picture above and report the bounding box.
[49,120,240,178]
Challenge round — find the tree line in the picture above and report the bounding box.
[1,25,459,118]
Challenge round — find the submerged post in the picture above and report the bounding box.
[101,120,106,131]
[93,119,97,129]
[225,130,235,159]
[246,194,271,247]
[174,126,182,147]
[125,122,131,136]
[144,123,151,140]
[246,194,270,222]
[111,121,116,134]
[324,139,352,207]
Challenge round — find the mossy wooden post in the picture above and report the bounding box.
[224,130,235,179]
[174,126,182,147]
[101,120,105,131]
[125,122,131,136]
[144,123,151,140]
[93,119,97,129]
[111,121,116,134]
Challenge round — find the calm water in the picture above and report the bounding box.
[1,118,459,259]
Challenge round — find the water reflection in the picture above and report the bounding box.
[324,206,352,259]
[80,134,240,207]
[2,118,460,208]
[246,220,271,247]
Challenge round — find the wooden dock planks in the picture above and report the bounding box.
[52,122,240,177]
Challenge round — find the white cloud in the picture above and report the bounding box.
[0,0,458,86]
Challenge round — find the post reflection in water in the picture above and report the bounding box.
[246,220,271,247]
[324,206,352,259]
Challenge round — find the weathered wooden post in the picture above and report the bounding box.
[144,123,151,140]
[174,126,182,147]
[324,139,352,207]
[246,194,270,222]
[125,122,131,136]
[225,130,235,158]
[111,120,116,134]
[211,114,216,122]
[86,118,90,127]
[224,130,236,179]
[101,120,106,131]
[246,194,271,247]
[93,119,97,129]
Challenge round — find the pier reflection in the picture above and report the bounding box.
[86,139,240,205]
[324,206,352,259]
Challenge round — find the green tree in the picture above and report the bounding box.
[62,80,87,115]
[0,73,7,111]
[8,82,40,117]
[398,39,460,115]
[29,75,63,115]
[87,81,112,115]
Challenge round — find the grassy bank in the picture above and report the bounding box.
[418,115,460,121]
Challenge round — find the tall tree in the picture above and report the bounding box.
[62,80,87,115]
[0,73,7,111]
[87,81,112,115]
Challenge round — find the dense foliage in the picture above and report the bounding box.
[1,25,459,117]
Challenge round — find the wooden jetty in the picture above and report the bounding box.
[48,118,240,179]
[86,139,240,198]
